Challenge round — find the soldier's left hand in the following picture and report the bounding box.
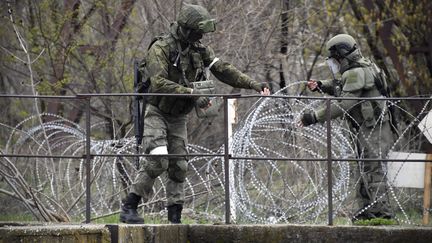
[300,112,317,127]
[192,89,211,109]
[196,97,211,109]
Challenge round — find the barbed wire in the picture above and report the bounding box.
[1,82,431,225]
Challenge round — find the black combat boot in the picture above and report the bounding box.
[351,210,376,222]
[120,193,144,224]
[167,204,183,224]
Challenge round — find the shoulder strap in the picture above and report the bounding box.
[370,63,389,97]
[175,41,191,87]
[147,34,191,87]
[147,36,163,50]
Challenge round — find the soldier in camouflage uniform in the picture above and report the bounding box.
[120,4,270,224]
[300,34,395,221]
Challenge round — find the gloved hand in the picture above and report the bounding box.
[301,112,317,126]
[251,82,270,93]
[192,89,211,109]
[307,80,322,92]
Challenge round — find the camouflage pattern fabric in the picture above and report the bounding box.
[131,104,188,206]
[132,19,260,207]
[177,4,215,33]
[140,22,259,115]
[314,57,394,218]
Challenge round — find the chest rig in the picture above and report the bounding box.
[170,41,208,86]
[174,42,219,118]
[148,35,217,116]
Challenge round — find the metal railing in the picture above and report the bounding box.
[1,93,432,225]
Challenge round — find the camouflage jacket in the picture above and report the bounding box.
[140,22,259,115]
[315,57,389,129]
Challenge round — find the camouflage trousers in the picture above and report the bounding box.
[131,104,189,206]
[353,120,394,217]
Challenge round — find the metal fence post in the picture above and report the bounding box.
[85,97,91,223]
[326,98,333,225]
[223,96,231,224]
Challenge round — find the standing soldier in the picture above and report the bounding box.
[300,34,395,222]
[120,4,270,224]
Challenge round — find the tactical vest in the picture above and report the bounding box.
[142,34,208,115]
[342,59,390,129]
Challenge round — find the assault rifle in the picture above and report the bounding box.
[133,60,149,169]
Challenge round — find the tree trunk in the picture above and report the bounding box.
[279,0,289,91]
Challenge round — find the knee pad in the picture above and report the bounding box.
[168,159,188,183]
[150,146,168,155]
[145,146,169,178]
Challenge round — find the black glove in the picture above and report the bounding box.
[301,112,317,126]
[192,89,210,109]
[251,82,270,93]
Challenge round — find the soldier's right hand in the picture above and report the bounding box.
[251,82,270,95]
[307,80,322,92]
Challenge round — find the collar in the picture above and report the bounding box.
[340,57,371,74]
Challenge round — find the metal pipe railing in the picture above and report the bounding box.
[85,97,92,223]
[1,93,431,225]
[223,96,231,224]
[2,93,431,100]
[2,153,432,162]
[326,98,333,225]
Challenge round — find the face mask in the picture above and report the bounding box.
[178,26,203,43]
[326,57,340,75]
[188,30,203,43]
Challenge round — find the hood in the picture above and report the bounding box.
[340,49,366,74]
[169,22,183,41]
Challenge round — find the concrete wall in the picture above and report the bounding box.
[106,224,188,243]
[188,224,432,243]
[1,223,432,243]
[0,224,110,243]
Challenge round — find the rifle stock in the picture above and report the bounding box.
[133,60,147,169]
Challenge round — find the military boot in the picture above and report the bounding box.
[167,204,183,224]
[351,209,376,222]
[120,193,144,224]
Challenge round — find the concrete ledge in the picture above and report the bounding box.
[187,224,432,243]
[107,224,432,243]
[107,224,188,243]
[0,224,110,243]
[1,223,432,243]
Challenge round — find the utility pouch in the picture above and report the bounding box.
[193,80,215,93]
[192,80,221,118]
[360,101,376,128]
